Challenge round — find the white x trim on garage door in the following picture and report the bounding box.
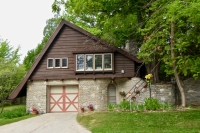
[49,85,79,112]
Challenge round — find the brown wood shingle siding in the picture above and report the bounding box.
[9,20,143,99]
[30,25,136,80]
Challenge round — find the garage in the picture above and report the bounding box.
[49,85,79,112]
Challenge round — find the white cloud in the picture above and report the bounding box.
[0,0,55,61]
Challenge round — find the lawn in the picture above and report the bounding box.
[0,105,35,126]
[77,109,200,133]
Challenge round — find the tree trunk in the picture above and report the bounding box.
[146,59,160,83]
[171,21,186,107]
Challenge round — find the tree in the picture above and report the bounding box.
[52,0,154,46]
[0,39,26,100]
[138,0,200,107]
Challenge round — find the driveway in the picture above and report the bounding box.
[0,113,91,133]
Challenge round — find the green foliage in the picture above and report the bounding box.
[138,0,200,79]
[0,105,35,126]
[119,100,130,111]
[0,106,27,119]
[144,98,161,110]
[108,98,173,112]
[3,102,12,107]
[162,101,173,110]
[0,39,25,99]
[107,104,117,111]
[52,0,146,47]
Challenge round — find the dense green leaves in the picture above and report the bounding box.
[138,0,200,78]
[0,39,25,100]
[52,0,149,46]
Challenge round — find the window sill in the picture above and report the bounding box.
[75,70,114,74]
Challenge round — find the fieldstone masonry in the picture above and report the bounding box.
[27,77,200,113]
[135,84,175,105]
[183,78,200,106]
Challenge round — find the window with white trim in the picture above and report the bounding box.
[85,54,93,70]
[55,58,60,68]
[95,54,103,70]
[47,58,54,68]
[76,54,84,70]
[104,54,112,70]
[62,58,68,68]
[47,58,68,68]
[76,53,113,71]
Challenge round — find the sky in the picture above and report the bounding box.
[0,0,55,61]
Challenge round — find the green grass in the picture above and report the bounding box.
[77,110,200,133]
[0,105,36,126]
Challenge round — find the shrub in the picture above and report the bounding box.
[136,104,145,112]
[3,102,12,106]
[119,100,130,111]
[1,106,28,119]
[144,98,161,110]
[162,101,173,110]
[107,104,118,111]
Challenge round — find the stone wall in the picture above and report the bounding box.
[26,80,47,113]
[26,77,200,113]
[26,77,179,113]
[183,78,200,106]
[26,78,142,113]
[135,84,175,105]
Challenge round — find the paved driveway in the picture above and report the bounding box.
[0,113,91,133]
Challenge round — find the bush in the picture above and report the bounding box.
[162,101,173,110]
[3,102,12,106]
[144,98,161,110]
[107,104,118,111]
[0,106,28,119]
[119,100,131,111]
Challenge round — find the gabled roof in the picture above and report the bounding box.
[8,19,142,99]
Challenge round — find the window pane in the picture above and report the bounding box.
[86,55,93,70]
[108,84,116,104]
[77,55,84,70]
[48,59,53,68]
[62,58,67,67]
[104,54,111,69]
[55,59,60,67]
[95,55,102,70]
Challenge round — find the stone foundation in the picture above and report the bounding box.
[26,77,178,113]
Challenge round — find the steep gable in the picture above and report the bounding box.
[9,20,142,99]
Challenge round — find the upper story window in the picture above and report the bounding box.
[104,54,112,70]
[47,58,54,68]
[76,53,113,71]
[47,58,68,68]
[55,58,60,68]
[77,55,84,70]
[86,54,93,70]
[62,58,68,68]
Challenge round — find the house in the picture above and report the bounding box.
[8,20,146,113]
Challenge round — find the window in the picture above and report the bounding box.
[104,54,112,70]
[107,84,116,104]
[62,58,68,68]
[76,53,113,71]
[47,58,54,68]
[47,58,68,68]
[85,55,93,70]
[95,55,102,70]
[55,59,60,68]
[76,55,84,70]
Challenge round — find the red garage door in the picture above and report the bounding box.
[49,85,78,112]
